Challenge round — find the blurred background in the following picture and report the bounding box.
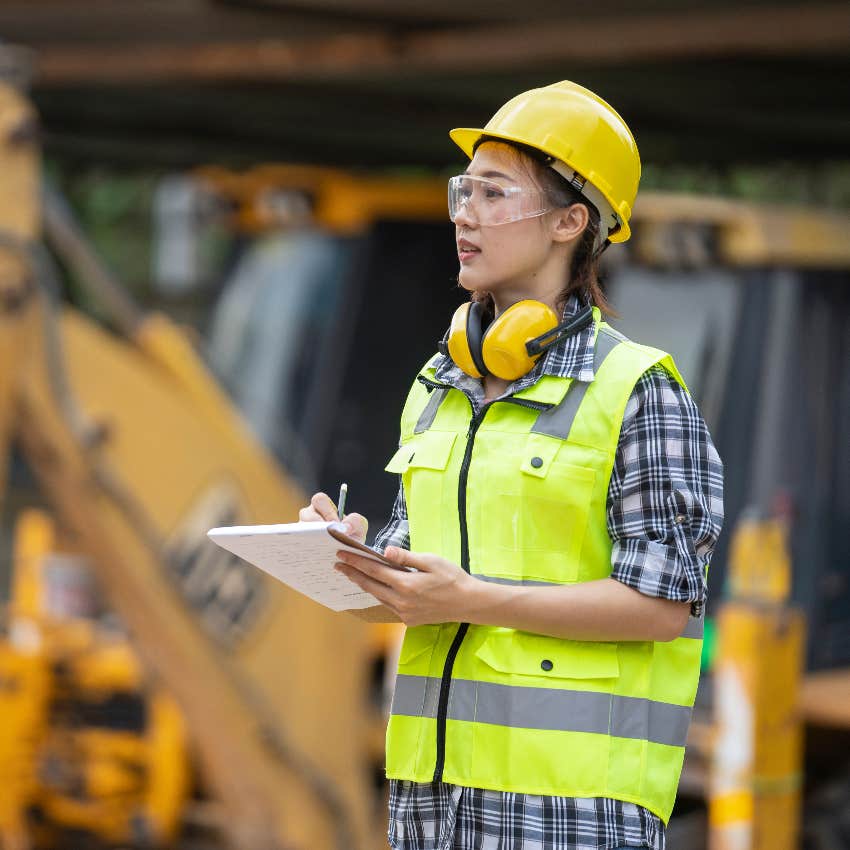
[0,2,848,849]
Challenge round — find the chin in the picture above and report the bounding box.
[457,267,489,294]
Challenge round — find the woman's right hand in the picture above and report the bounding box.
[298,492,368,544]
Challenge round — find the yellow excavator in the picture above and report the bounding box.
[0,79,396,850]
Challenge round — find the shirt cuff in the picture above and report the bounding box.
[610,537,706,619]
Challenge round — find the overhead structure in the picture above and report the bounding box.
[0,0,848,166]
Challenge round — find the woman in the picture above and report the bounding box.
[301,81,724,850]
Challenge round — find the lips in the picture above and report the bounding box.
[457,239,480,261]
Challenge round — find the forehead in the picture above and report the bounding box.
[466,143,532,183]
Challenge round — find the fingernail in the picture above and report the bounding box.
[344,522,354,534]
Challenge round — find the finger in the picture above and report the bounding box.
[385,546,428,571]
[311,492,340,522]
[337,551,403,587]
[335,563,401,608]
[299,505,324,522]
[341,512,368,542]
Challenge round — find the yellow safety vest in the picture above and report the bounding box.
[383,314,703,824]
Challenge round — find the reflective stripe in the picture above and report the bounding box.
[682,615,704,639]
[392,675,692,749]
[414,388,448,433]
[473,574,558,587]
[531,328,621,440]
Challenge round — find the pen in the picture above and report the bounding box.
[337,482,348,521]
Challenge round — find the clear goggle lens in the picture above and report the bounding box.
[448,175,550,226]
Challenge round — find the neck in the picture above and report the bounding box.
[491,281,563,317]
[490,244,574,317]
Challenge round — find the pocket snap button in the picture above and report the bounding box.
[530,456,543,469]
[540,659,553,671]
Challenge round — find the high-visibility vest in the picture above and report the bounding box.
[383,314,704,824]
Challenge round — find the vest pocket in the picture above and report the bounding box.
[462,631,620,796]
[398,624,441,667]
[475,631,619,682]
[483,453,597,583]
[388,432,457,548]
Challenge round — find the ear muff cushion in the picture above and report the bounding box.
[446,302,485,379]
[481,300,559,380]
[466,300,489,378]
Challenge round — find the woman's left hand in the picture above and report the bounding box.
[334,546,475,626]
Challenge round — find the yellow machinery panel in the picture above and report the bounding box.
[0,79,389,850]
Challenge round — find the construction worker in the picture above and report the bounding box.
[302,81,724,850]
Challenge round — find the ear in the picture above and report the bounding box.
[551,203,589,245]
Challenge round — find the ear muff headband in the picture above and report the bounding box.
[525,304,594,356]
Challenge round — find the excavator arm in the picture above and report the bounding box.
[1,80,383,850]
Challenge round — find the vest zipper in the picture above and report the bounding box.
[416,375,450,393]
[432,398,487,783]
[421,386,551,782]
[500,397,553,412]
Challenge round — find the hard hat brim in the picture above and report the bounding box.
[449,126,631,243]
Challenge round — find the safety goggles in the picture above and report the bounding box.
[448,174,551,227]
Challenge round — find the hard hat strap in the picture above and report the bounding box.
[548,160,620,252]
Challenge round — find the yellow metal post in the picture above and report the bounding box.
[708,517,806,850]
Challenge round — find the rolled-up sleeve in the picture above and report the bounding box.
[608,364,724,617]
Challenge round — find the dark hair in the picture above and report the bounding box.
[468,138,617,321]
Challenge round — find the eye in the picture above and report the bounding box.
[458,178,474,200]
[484,185,506,200]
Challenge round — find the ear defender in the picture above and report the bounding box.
[446,302,487,378]
[446,299,564,381]
[481,301,560,379]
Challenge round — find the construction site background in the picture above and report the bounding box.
[0,3,849,850]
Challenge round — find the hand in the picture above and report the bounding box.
[298,491,368,543]
[334,546,477,627]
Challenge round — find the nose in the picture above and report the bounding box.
[453,198,478,229]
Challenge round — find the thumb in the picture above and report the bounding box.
[342,512,368,543]
[385,546,422,570]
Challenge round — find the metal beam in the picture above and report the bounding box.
[31,3,850,85]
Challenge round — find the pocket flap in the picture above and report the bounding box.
[475,631,619,680]
[410,431,458,470]
[385,444,414,474]
[519,434,563,478]
[385,432,458,474]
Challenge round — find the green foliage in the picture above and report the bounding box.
[642,161,850,210]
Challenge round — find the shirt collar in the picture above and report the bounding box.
[432,293,599,397]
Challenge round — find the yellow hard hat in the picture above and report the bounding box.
[450,81,640,244]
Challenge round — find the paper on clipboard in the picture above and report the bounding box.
[206,520,402,612]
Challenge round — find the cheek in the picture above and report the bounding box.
[458,227,547,287]
[489,230,545,271]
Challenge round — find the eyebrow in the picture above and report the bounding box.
[463,169,513,181]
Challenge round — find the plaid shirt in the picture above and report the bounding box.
[375,295,724,850]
